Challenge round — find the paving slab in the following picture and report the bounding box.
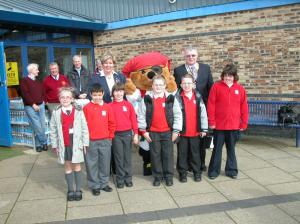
[227,204,299,224]
[0,163,32,178]
[243,167,298,186]
[211,179,273,201]
[0,193,18,214]
[18,180,66,201]
[174,192,228,208]
[277,201,300,217]
[266,181,300,194]
[237,155,272,171]
[7,198,65,224]
[33,155,60,169]
[293,171,300,179]
[172,212,235,224]
[0,214,8,224]
[136,220,171,224]
[27,167,65,183]
[0,155,36,167]
[269,157,300,173]
[166,178,216,197]
[66,202,123,220]
[0,177,26,194]
[119,188,178,214]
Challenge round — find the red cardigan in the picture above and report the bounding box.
[208,81,248,130]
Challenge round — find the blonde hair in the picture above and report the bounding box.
[152,75,166,85]
[101,53,116,64]
[58,87,75,99]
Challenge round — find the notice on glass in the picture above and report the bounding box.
[6,62,19,86]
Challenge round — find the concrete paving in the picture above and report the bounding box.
[0,135,300,224]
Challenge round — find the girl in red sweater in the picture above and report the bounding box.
[111,83,138,188]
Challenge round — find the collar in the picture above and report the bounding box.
[153,93,165,99]
[185,62,199,71]
[61,105,73,114]
[91,100,104,106]
[27,74,36,80]
[51,74,59,80]
[100,70,117,77]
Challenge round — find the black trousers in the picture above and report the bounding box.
[149,131,173,180]
[177,136,201,176]
[208,130,239,177]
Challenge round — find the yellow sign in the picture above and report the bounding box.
[6,62,19,86]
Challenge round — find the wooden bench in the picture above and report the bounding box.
[248,100,300,148]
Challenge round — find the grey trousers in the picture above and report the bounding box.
[85,139,112,190]
[149,131,173,180]
[112,130,133,184]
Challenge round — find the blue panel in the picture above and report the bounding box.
[106,0,300,30]
[0,42,12,147]
[0,10,107,31]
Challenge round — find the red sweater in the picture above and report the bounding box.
[181,92,198,137]
[61,107,75,146]
[20,77,44,106]
[110,100,138,134]
[83,102,116,140]
[208,81,248,130]
[43,74,69,103]
[150,97,170,132]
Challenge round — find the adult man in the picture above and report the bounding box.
[20,63,48,152]
[43,62,70,115]
[68,55,90,99]
[174,46,214,171]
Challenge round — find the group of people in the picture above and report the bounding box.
[19,46,248,202]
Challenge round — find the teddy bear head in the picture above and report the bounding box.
[122,52,177,95]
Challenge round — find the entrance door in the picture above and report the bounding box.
[0,42,12,146]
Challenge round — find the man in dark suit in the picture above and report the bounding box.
[174,46,214,171]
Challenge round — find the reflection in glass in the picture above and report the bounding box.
[52,33,71,43]
[28,47,48,81]
[75,34,92,44]
[54,48,72,75]
[26,31,47,42]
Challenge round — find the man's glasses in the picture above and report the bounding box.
[185,54,197,58]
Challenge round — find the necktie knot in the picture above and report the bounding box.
[66,110,71,115]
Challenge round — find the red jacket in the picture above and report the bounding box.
[208,81,248,130]
[43,74,69,103]
[83,102,116,140]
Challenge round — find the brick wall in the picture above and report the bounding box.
[93,4,300,95]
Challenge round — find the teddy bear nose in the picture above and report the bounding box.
[147,71,156,79]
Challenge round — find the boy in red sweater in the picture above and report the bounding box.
[83,84,116,196]
[207,64,248,180]
[111,83,138,188]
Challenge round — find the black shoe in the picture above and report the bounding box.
[125,182,133,187]
[179,175,187,183]
[200,164,207,172]
[153,178,160,187]
[74,190,82,201]
[227,175,237,179]
[117,183,124,189]
[92,188,100,196]
[102,185,113,192]
[36,146,42,152]
[165,179,173,187]
[42,144,48,151]
[194,174,202,182]
[208,175,217,180]
[67,191,75,201]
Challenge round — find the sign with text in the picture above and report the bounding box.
[6,62,19,86]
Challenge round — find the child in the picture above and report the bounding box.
[83,83,116,196]
[111,83,139,188]
[50,87,89,201]
[207,64,248,180]
[176,74,208,183]
[137,75,182,187]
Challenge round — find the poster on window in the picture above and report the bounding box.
[6,62,19,86]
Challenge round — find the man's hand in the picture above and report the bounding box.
[32,104,40,112]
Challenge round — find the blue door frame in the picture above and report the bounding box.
[0,42,12,147]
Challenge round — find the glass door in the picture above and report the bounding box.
[28,46,48,81]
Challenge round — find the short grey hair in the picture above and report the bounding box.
[27,63,39,73]
[72,55,81,61]
[49,62,58,68]
[184,46,198,55]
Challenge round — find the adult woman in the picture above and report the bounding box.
[89,54,126,103]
